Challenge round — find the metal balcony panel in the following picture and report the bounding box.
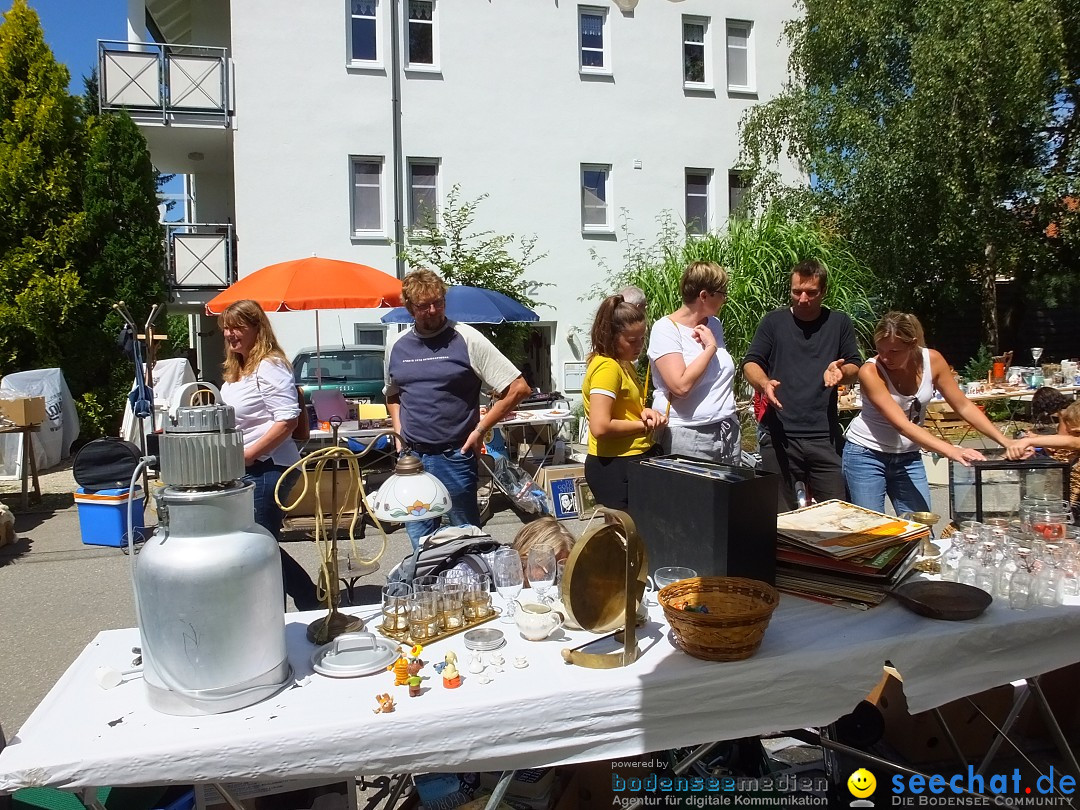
[99,41,231,127]
[102,49,161,109]
[167,225,235,290]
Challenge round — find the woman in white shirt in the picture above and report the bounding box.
[647,262,739,463]
[843,311,1019,516]
[219,300,320,611]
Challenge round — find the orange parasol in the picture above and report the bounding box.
[205,256,402,315]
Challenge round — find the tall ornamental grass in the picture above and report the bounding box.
[597,209,881,374]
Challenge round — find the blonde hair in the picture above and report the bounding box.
[874,311,926,348]
[681,262,729,304]
[219,300,291,383]
[512,516,575,563]
[402,269,448,313]
[1061,401,1080,432]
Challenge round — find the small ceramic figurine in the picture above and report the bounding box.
[514,656,529,669]
[489,653,504,666]
[468,652,484,674]
[442,658,462,688]
[406,657,425,697]
[389,643,425,686]
[373,693,396,714]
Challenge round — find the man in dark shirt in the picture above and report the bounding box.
[743,260,862,510]
[387,270,531,547]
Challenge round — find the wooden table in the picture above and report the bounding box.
[0,424,41,509]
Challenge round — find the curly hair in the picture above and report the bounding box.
[401,269,448,313]
[1031,387,1072,423]
[219,299,291,383]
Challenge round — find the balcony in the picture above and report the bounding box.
[99,41,233,174]
[167,224,236,291]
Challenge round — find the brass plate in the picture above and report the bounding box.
[561,508,648,634]
[374,607,501,646]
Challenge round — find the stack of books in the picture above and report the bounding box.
[775,500,929,608]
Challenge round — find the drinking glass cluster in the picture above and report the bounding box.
[380,570,494,641]
[940,498,1078,609]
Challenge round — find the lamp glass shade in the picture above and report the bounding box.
[372,470,452,523]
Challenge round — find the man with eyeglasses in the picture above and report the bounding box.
[387,269,531,547]
[742,259,862,510]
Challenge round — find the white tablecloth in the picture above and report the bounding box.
[2,595,1079,791]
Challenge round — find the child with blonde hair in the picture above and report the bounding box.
[512,516,575,587]
[1008,399,1080,515]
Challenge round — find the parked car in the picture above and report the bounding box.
[291,345,386,404]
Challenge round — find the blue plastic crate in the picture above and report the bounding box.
[74,486,146,548]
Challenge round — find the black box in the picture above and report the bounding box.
[627,455,778,584]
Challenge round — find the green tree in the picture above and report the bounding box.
[738,0,1079,350]
[399,185,547,364]
[76,108,167,432]
[0,0,87,369]
[596,209,880,375]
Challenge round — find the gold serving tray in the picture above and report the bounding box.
[375,607,502,646]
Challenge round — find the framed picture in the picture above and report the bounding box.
[574,477,597,520]
[548,474,580,520]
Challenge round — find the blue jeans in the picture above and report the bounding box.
[842,442,931,517]
[245,461,321,611]
[405,449,480,549]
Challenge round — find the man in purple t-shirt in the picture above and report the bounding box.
[387,270,531,547]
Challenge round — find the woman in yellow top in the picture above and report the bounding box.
[583,294,668,510]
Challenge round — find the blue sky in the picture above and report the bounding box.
[21,0,128,92]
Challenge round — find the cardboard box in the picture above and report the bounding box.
[0,395,45,426]
[871,667,1015,764]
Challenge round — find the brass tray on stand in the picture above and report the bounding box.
[374,607,502,647]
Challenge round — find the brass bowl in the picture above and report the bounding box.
[904,511,941,527]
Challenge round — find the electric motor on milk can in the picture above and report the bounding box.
[134,383,291,716]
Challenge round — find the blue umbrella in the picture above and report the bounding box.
[380,285,539,324]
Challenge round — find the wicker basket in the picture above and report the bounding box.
[658,576,779,662]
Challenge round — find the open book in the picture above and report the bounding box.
[776,499,928,559]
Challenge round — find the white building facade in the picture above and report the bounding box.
[104,0,798,391]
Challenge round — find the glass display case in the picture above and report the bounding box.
[949,455,1071,523]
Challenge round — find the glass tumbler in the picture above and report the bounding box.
[463,574,493,620]
[408,590,440,641]
[439,582,466,631]
[381,582,411,634]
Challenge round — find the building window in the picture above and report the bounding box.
[348,0,378,64]
[726,20,754,92]
[408,159,440,229]
[350,158,383,235]
[683,17,709,87]
[354,326,386,346]
[578,7,609,74]
[407,0,437,69]
[685,170,711,234]
[728,171,750,219]
[581,164,612,232]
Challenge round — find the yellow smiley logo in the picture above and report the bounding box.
[848,768,876,798]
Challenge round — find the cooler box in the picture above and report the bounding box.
[74,486,145,548]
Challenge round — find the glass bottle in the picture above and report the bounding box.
[1009,549,1035,610]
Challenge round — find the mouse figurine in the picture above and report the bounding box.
[373,693,396,714]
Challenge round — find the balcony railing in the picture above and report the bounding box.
[99,41,231,126]
[167,224,236,289]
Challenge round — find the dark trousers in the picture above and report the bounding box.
[758,427,847,511]
[585,446,661,512]
[245,460,321,611]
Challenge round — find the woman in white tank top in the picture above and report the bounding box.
[842,312,1020,516]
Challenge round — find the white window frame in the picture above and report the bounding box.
[581,163,613,234]
[407,158,441,233]
[726,19,755,93]
[578,6,610,76]
[346,0,381,68]
[685,169,712,235]
[349,156,385,239]
[405,0,440,73]
[682,16,711,90]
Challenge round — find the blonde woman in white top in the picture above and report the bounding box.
[843,311,1019,515]
[647,262,739,463]
[219,299,320,610]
